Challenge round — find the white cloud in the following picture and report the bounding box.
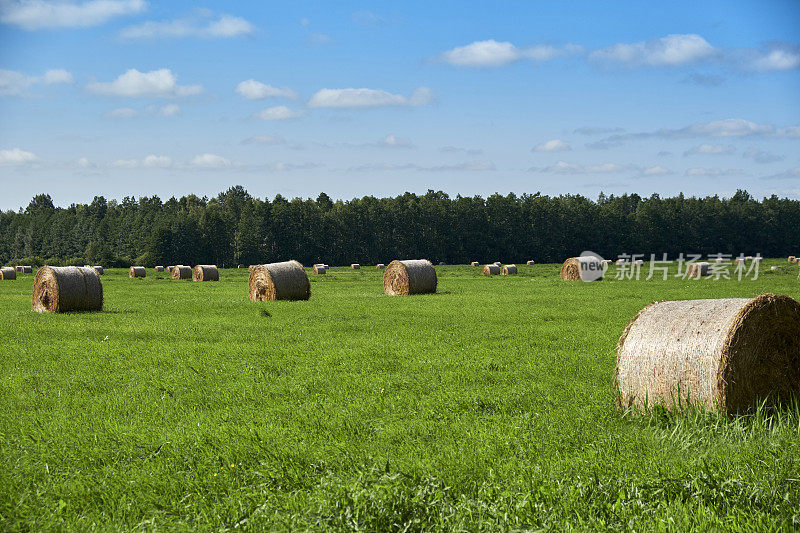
[596,118,800,145]
[235,79,297,100]
[111,158,138,168]
[241,134,285,145]
[683,144,736,156]
[439,39,581,67]
[87,68,202,98]
[308,87,433,108]
[439,146,483,155]
[573,127,624,135]
[0,148,36,165]
[532,139,571,152]
[251,106,302,120]
[347,161,495,172]
[104,107,138,118]
[742,148,784,164]
[1,0,146,30]
[685,167,745,177]
[156,103,180,116]
[642,166,671,176]
[190,153,232,168]
[589,34,716,67]
[142,154,171,167]
[378,134,412,148]
[119,13,253,40]
[535,161,626,174]
[0,68,73,95]
[760,167,800,180]
[740,44,800,72]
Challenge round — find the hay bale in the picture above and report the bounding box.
[615,259,626,266]
[502,264,517,275]
[237,264,245,269]
[789,256,795,262]
[384,259,437,295]
[634,259,644,267]
[687,262,711,278]
[129,266,146,278]
[0,267,17,280]
[193,265,219,282]
[482,264,501,275]
[249,260,310,301]
[155,266,165,272]
[93,266,103,275]
[560,257,604,281]
[167,266,175,273]
[714,257,724,264]
[32,266,103,313]
[172,265,192,279]
[615,294,800,413]
[16,265,32,273]
[470,261,479,266]
[376,263,385,269]
[493,261,501,266]
[313,264,327,274]
[351,263,360,270]
[526,260,535,265]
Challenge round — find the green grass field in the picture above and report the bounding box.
[2,262,800,531]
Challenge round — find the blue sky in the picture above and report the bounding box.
[0,0,798,210]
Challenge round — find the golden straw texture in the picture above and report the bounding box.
[249,260,310,301]
[32,266,103,313]
[193,265,219,282]
[383,259,437,296]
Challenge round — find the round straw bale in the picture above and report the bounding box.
[714,257,724,264]
[237,264,245,269]
[129,266,146,278]
[313,264,327,274]
[376,263,385,269]
[615,259,626,266]
[616,294,800,413]
[32,266,103,313]
[470,261,479,266]
[526,260,535,265]
[249,260,310,301]
[560,257,604,281]
[0,267,17,280]
[687,262,711,278]
[172,265,192,279]
[383,259,437,295]
[193,265,219,282]
[502,264,517,275]
[482,264,501,275]
[351,263,360,270]
[155,266,165,272]
[789,256,795,262]
[634,259,644,267]
[167,266,174,273]
[93,266,103,275]
[493,261,501,266]
[15,266,22,272]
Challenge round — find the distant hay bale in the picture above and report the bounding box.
[193,265,219,282]
[616,294,800,413]
[155,266,165,272]
[470,261,479,266]
[734,257,747,265]
[167,266,175,273]
[560,257,604,281]
[745,256,753,261]
[16,266,32,273]
[502,264,517,275]
[172,265,191,279]
[714,257,724,264]
[249,260,310,301]
[313,264,327,274]
[615,259,626,266]
[384,259,437,296]
[93,266,103,275]
[687,262,711,278]
[237,264,245,269]
[350,263,360,270]
[129,266,146,278]
[376,263,385,269]
[789,256,795,262]
[634,259,644,267]
[526,260,535,265]
[32,266,103,313]
[482,264,501,275]
[493,261,501,266]
[0,267,16,280]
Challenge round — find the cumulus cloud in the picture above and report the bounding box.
[589,34,716,67]
[742,148,784,164]
[156,103,180,116]
[1,0,146,30]
[0,68,74,95]
[251,106,302,120]
[685,167,745,177]
[736,43,800,72]
[190,153,233,168]
[104,107,139,118]
[308,87,433,108]
[0,147,37,165]
[439,39,581,67]
[532,139,571,152]
[120,13,253,40]
[87,69,202,98]
[683,144,736,156]
[641,166,672,176]
[235,79,296,100]
[534,161,626,174]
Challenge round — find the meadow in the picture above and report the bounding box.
[2,262,800,531]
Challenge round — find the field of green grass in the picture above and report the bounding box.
[2,261,800,531]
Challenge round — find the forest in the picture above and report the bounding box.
[0,186,797,267]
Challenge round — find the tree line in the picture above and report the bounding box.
[0,187,797,267]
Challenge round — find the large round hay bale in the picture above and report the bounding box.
[93,266,103,275]
[32,266,103,313]
[350,263,360,270]
[313,264,327,274]
[526,260,535,265]
[129,266,146,278]
[470,261,479,266]
[172,265,192,279]
[482,264,500,275]
[383,259,437,295]
[616,294,800,413]
[687,262,711,278]
[193,265,219,282]
[0,267,17,280]
[560,257,604,281]
[155,266,165,272]
[249,260,310,301]
[502,264,517,275]
[376,263,385,269]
